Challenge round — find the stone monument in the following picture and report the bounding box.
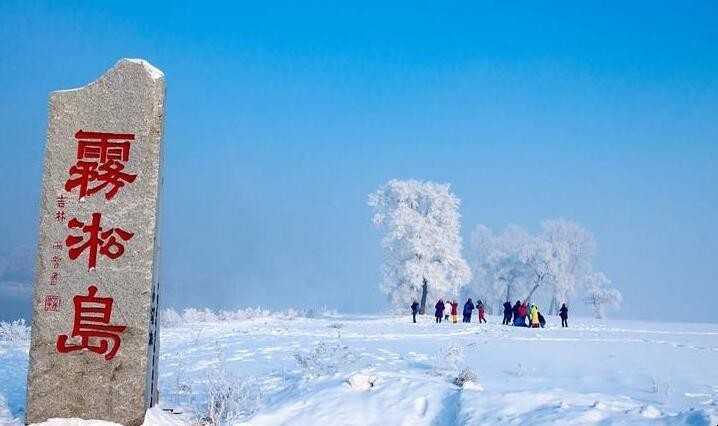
[26,58,165,426]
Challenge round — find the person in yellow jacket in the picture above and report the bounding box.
[529,304,540,328]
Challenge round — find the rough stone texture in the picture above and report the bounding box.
[26,59,165,426]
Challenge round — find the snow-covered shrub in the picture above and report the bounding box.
[226,307,271,321]
[318,306,339,317]
[431,343,464,373]
[197,343,262,425]
[157,306,343,325]
[170,358,195,406]
[217,310,234,321]
[160,308,185,328]
[183,308,218,323]
[159,306,338,323]
[453,367,479,387]
[651,376,671,402]
[0,319,30,342]
[282,308,301,320]
[293,342,357,378]
[514,362,528,377]
[199,371,261,425]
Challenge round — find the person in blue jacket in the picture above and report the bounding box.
[462,298,475,323]
[512,300,521,326]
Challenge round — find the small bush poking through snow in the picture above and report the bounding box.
[453,367,479,387]
[199,371,261,425]
[160,308,185,328]
[0,319,30,343]
[183,308,218,323]
[294,342,357,378]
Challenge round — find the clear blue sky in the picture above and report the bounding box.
[1,1,716,322]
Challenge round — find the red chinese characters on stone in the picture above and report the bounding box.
[44,295,60,312]
[64,130,137,201]
[56,285,126,360]
[66,212,134,270]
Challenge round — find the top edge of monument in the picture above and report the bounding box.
[52,58,164,94]
[124,58,164,79]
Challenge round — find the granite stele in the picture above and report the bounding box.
[26,58,165,426]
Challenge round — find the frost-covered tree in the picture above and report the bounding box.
[583,272,622,318]
[541,219,596,313]
[369,179,472,313]
[470,218,619,315]
[519,237,558,304]
[470,225,531,311]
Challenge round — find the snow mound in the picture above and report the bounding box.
[30,419,121,426]
[347,374,377,390]
[640,404,662,419]
[27,407,183,426]
[142,406,186,425]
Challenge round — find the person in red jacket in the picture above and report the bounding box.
[518,302,528,327]
[477,300,487,324]
[450,300,459,323]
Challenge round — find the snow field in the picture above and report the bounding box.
[2,314,718,425]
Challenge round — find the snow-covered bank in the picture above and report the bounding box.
[1,315,717,425]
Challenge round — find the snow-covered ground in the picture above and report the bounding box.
[2,314,717,425]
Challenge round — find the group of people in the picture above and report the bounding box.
[411,298,569,328]
[427,298,488,324]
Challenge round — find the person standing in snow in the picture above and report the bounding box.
[477,300,487,324]
[518,302,528,327]
[411,299,420,323]
[435,299,445,323]
[463,298,475,323]
[444,299,451,322]
[503,301,513,325]
[559,303,569,328]
[451,300,459,323]
[529,304,540,328]
[512,300,522,326]
[538,311,546,328]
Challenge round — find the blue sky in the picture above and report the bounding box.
[1,1,716,322]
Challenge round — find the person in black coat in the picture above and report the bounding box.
[411,300,420,323]
[538,311,546,328]
[462,298,475,323]
[435,299,445,323]
[559,303,569,327]
[502,301,513,325]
